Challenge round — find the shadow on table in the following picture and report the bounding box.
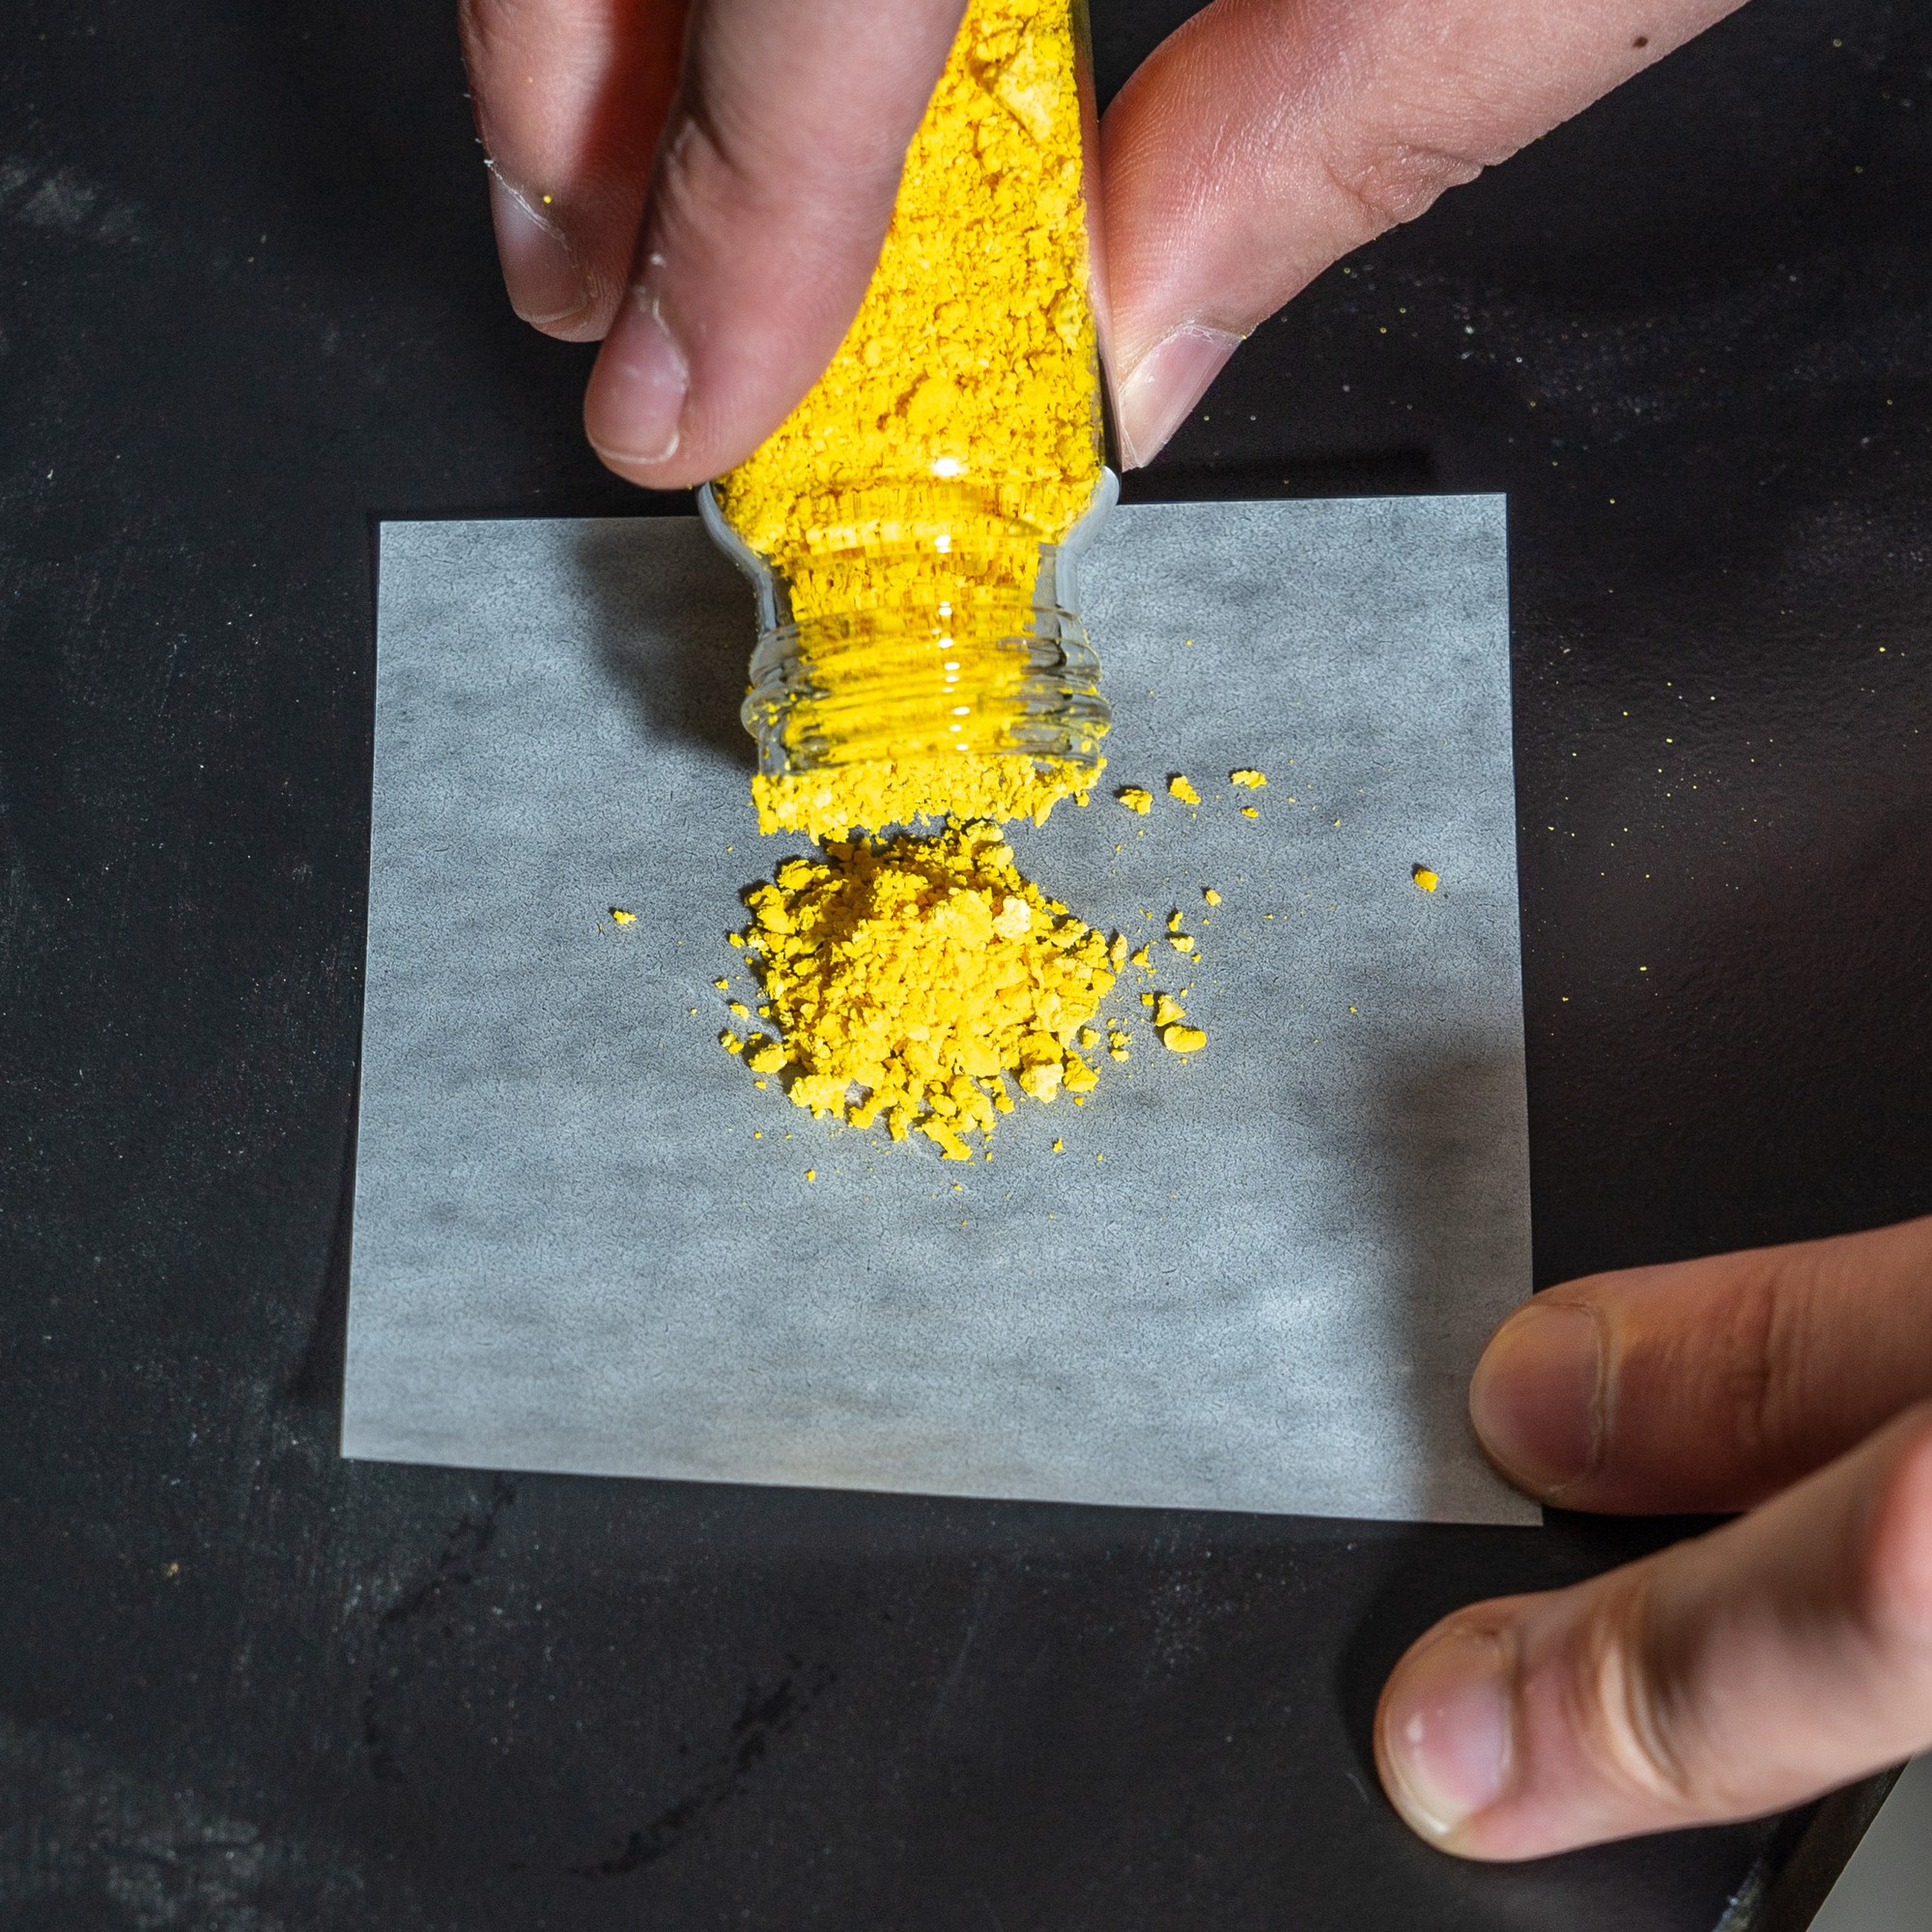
[566,517,757,772]
[1364,1044,1533,1525]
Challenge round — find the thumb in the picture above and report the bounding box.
[1098,0,1747,468]
[582,0,965,488]
[1375,1403,1932,1860]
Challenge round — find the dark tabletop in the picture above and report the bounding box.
[3,0,1927,1925]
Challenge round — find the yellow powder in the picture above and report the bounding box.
[1412,865,1440,892]
[720,0,1105,842]
[1231,769,1267,788]
[1116,786,1152,814]
[737,820,1116,1157]
[752,755,1092,844]
[1240,806,1259,819]
[1203,887,1221,905]
[1167,775,1200,805]
[1161,1024,1208,1054]
[610,907,636,924]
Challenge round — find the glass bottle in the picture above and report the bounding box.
[698,0,1116,843]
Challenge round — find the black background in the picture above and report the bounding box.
[3,0,1927,1925]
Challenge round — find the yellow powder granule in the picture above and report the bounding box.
[610,907,636,924]
[1161,1024,1208,1054]
[1231,769,1267,789]
[1203,887,1221,905]
[1412,865,1440,892]
[1240,806,1259,819]
[753,755,1090,843]
[1167,775,1200,805]
[737,820,1117,1158]
[1116,786,1152,815]
[722,0,1105,842]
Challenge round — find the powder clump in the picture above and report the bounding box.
[739,821,1116,1159]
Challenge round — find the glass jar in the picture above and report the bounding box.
[698,0,1116,844]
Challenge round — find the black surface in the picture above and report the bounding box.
[3,0,1927,1925]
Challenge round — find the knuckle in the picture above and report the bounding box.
[1311,135,1486,242]
[1563,1570,1697,1808]
[1859,1406,1932,1653]
[1718,1251,1821,1472]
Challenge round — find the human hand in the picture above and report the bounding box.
[460,0,1750,487]
[1375,1215,1932,1859]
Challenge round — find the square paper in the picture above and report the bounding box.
[344,500,1536,1525]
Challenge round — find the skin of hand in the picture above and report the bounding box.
[460,0,1749,484]
[461,0,1932,1863]
[1377,1216,1932,1859]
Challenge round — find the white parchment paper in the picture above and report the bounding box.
[344,499,1537,1525]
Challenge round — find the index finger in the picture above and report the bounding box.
[461,0,688,340]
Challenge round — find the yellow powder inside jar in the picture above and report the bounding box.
[735,821,1115,1160]
[718,0,1106,843]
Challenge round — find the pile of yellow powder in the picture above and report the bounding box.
[717,0,1106,844]
[733,822,1121,1160]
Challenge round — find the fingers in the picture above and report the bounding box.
[1377,1403,1932,1859]
[460,0,688,340]
[1097,0,1748,467]
[1470,1216,1932,1514]
[581,0,966,487]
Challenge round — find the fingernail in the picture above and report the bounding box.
[1470,1300,1605,1495]
[1115,326,1240,469]
[1378,1625,1515,1840]
[486,167,587,327]
[585,289,689,469]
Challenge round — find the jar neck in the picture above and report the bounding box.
[701,470,1116,779]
